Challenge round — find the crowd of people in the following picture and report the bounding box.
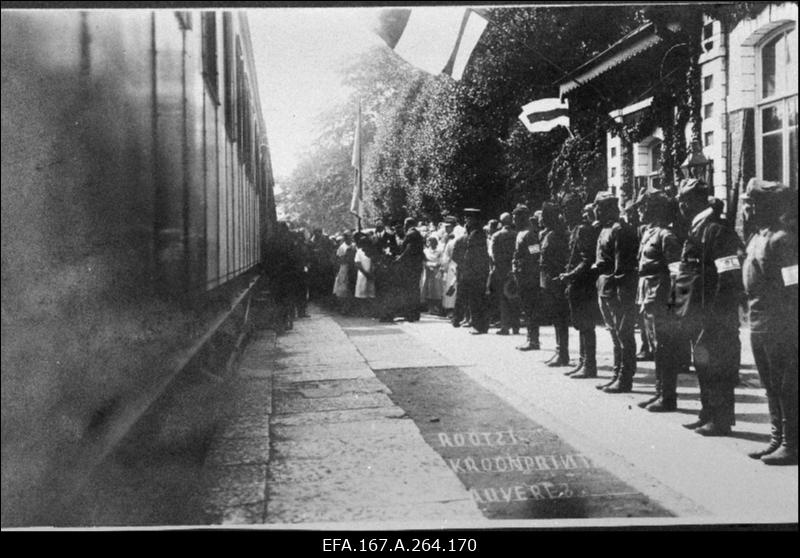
[264,177,797,466]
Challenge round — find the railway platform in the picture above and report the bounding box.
[195,304,798,528]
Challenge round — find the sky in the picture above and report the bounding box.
[247,8,385,180]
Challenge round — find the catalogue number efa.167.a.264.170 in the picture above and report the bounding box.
[322,538,478,552]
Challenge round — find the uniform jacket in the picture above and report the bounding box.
[462,227,491,283]
[563,222,599,291]
[490,226,516,278]
[637,224,681,307]
[743,225,798,335]
[595,219,638,298]
[539,225,568,293]
[512,228,541,289]
[676,207,744,326]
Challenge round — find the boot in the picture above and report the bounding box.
[604,374,633,393]
[565,358,584,376]
[596,370,618,390]
[762,395,798,466]
[572,360,597,379]
[646,397,677,412]
[694,405,733,436]
[748,396,782,459]
[639,370,662,408]
[682,410,710,430]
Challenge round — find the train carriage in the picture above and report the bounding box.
[1,9,277,525]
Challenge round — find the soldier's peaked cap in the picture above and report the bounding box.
[677,178,709,199]
[593,191,618,206]
[743,178,789,202]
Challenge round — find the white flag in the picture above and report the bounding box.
[375,8,488,80]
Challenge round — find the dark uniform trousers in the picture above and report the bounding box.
[464,277,490,333]
[567,284,597,371]
[519,285,540,345]
[642,302,683,401]
[451,270,469,326]
[751,331,798,447]
[497,276,521,332]
[599,284,637,380]
[692,319,740,426]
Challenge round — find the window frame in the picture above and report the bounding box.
[755,24,798,188]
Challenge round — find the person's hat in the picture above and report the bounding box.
[463,208,481,216]
[499,212,513,226]
[443,215,457,224]
[512,203,530,216]
[677,178,709,199]
[742,178,789,204]
[403,217,416,229]
[593,191,618,207]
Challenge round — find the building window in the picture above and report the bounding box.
[610,147,617,158]
[703,22,714,51]
[704,103,713,120]
[704,131,714,147]
[703,75,713,91]
[648,140,662,189]
[610,167,616,178]
[757,25,798,189]
[223,12,236,141]
[201,13,219,105]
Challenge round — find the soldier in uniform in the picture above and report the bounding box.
[634,189,683,411]
[592,192,639,393]
[673,179,743,436]
[491,212,520,335]
[450,221,471,328]
[742,179,797,464]
[559,196,600,378]
[462,208,492,334]
[539,202,570,366]
[513,204,541,351]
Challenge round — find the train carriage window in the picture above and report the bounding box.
[201,12,219,105]
[223,12,236,141]
[175,11,192,30]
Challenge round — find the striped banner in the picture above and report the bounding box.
[519,98,570,133]
[375,7,488,80]
[350,100,364,219]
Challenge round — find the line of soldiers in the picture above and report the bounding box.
[450,177,796,465]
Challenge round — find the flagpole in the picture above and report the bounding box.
[356,98,362,232]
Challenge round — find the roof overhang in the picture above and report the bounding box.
[558,21,681,99]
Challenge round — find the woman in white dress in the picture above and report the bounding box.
[442,230,459,314]
[421,235,444,315]
[333,232,354,314]
[353,234,376,316]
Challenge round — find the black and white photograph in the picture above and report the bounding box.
[1,1,797,535]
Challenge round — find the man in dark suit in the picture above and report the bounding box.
[395,217,424,322]
[491,212,520,335]
[462,209,492,334]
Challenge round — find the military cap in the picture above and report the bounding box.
[634,186,670,207]
[463,208,481,215]
[742,178,789,203]
[593,191,618,207]
[677,178,709,199]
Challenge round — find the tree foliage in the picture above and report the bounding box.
[279,5,650,229]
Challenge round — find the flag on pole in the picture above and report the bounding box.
[350,100,364,219]
[518,98,571,133]
[374,7,488,80]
